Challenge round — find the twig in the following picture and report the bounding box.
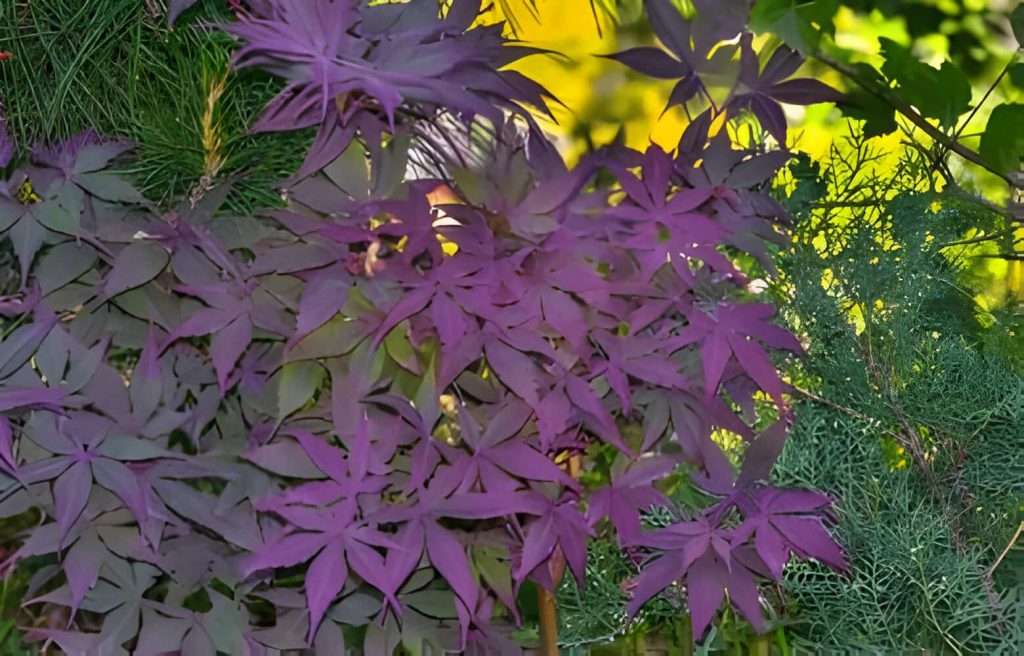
[809,199,885,210]
[789,386,880,426]
[937,228,1015,249]
[987,521,1024,579]
[814,53,1023,190]
[950,56,1015,152]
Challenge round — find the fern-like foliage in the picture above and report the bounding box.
[773,129,1024,653]
[557,125,1024,652]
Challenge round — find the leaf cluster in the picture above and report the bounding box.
[0,1,847,653]
[770,131,1024,653]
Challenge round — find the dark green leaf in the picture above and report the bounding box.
[879,38,971,126]
[843,86,897,137]
[1011,5,1024,49]
[980,103,1024,176]
[104,241,169,297]
[1009,63,1024,89]
[30,201,77,235]
[36,242,97,293]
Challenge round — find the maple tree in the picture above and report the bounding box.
[0,0,846,652]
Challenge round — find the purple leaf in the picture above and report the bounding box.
[0,417,17,476]
[687,553,725,639]
[0,1,846,649]
[484,337,541,406]
[103,241,169,298]
[306,541,348,641]
[0,114,13,168]
[53,461,92,542]
[64,530,104,618]
[291,267,352,345]
[736,419,789,486]
[424,520,478,622]
[602,47,689,79]
[210,314,252,393]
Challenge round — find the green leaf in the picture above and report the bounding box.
[104,241,169,297]
[402,590,457,619]
[97,435,168,461]
[1009,63,1024,89]
[878,38,971,126]
[35,242,97,293]
[277,361,324,419]
[0,199,26,233]
[843,86,897,138]
[286,316,364,362]
[748,0,839,54]
[980,103,1024,176]
[1011,5,1024,49]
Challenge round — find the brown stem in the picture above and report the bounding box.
[813,53,1023,190]
[537,587,559,656]
[987,521,1024,579]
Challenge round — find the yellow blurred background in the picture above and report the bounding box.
[482,0,1023,308]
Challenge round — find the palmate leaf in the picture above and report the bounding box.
[675,302,802,405]
[626,516,763,637]
[731,33,843,143]
[0,1,848,652]
[224,0,552,178]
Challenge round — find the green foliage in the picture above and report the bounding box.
[555,540,633,647]
[771,134,1024,652]
[1011,4,1024,49]
[747,0,1024,195]
[748,0,838,54]
[555,541,776,652]
[980,103,1024,176]
[0,0,309,212]
[878,38,972,127]
[0,618,29,656]
[778,410,1019,652]
[0,0,148,141]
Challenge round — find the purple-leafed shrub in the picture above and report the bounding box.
[0,0,845,653]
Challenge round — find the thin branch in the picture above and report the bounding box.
[978,253,1024,260]
[814,53,1023,190]
[809,199,885,210]
[986,521,1024,579]
[925,56,1016,180]
[951,56,1015,147]
[937,228,1015,249]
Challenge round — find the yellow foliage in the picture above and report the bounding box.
[484,0,687,164]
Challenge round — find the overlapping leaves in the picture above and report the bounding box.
[222,0,552,178]
[0,0,844,652]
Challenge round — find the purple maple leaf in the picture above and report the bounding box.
[729,34,843,143]
[674,301,802,405]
